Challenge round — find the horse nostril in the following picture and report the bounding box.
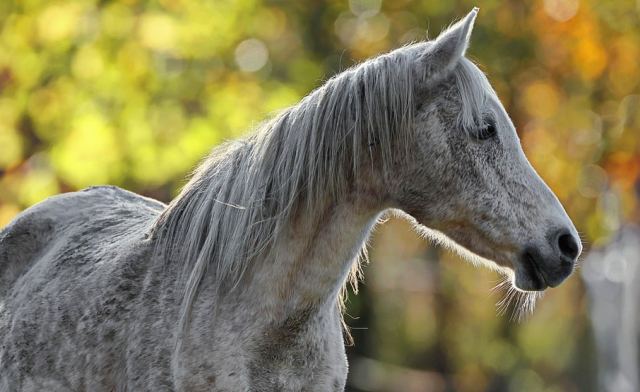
[557,231,579,261]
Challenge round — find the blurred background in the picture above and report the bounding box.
[0,0,638,391]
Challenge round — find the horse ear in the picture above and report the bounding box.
[418,7,478,80]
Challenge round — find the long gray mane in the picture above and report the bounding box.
[150,45,488,329]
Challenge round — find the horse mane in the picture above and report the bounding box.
[150,43,490,330]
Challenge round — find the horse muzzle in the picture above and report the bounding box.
[514,228,582,291]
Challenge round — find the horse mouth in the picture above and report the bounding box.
[519,249,549,291]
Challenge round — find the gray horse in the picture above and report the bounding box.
[0,9,581,391]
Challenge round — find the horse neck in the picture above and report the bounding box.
[231,194,383,322]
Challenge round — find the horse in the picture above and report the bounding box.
[0,8,582,391]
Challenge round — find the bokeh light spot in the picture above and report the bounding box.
[543,0,579,22]
[37,3,83,43]
[139,13,177,52]
[51,111,122,188]
[235,39,269,73]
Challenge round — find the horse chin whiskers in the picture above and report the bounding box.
[493,275,542,322]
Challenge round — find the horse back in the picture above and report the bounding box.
[0,185,165,298]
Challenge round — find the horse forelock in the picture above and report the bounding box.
[454,58,496,133]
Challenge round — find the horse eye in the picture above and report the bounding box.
[475,120,497,141]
